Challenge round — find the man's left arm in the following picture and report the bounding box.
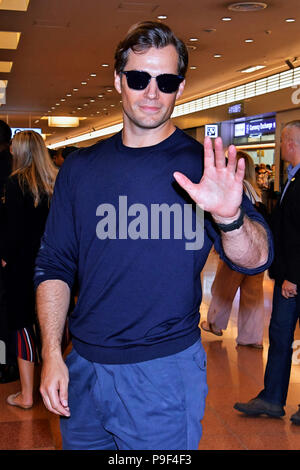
[173,136,272,271]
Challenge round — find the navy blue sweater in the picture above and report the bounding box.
[34,128,273,364]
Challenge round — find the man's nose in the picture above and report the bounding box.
[143,77,159,99]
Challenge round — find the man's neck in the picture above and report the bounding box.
[122,119,176,148]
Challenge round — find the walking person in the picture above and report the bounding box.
[1,130,57,409]
[234,121,300,424]
[201,151,267,348]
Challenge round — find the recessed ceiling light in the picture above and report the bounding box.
[90,73,97,77]
[110,104,115,107]
[107,89,113,92]
[189,38,198,41]
[83,103,88,107]
[190,66,197,69]
[81,81,88,85]
[60,98,66,102]
[222,17,232,21]
[245,38,254,43]
[66,93,72,97]
[55,103,60,106]
[285,18,296,22]
[51,106,55,110]
[214,54,222,58]
[228,2,267,12]
[101,63,109,67]
[73,88,79,92]
[240,64,266,73]
[96,111,100,114]
[98,94,103,98]
[90,99,95,102]
[157,15,167,19]
[77,107,82,110]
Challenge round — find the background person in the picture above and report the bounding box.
[201,151,267,348]
[234,121,300,424]
[0,130,57,409]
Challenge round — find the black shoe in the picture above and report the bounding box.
[290,406,300,425]
[234,398,285,418]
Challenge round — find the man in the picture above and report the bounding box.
[35,22,272,450]
[234,121,300,425]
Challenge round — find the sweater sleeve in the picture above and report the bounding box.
[34,159,79,290]
[206,192,274,274]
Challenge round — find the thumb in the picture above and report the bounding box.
[59,379,69,409]
[173,171,196,194]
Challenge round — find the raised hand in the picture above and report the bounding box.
[173,137,245,219]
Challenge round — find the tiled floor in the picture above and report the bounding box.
[1,251,300,450]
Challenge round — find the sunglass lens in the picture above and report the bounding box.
[125,71,150,90]
[157,74,183,93]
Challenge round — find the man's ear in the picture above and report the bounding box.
[114,70,122,94]
[176,79,185,100]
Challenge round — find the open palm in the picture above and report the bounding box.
[174,137,245,218]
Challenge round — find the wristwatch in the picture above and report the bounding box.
[215,207,245,233]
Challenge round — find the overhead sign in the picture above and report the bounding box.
[205,124,218,138]
[11,127,42,137]
[234,117,276,137]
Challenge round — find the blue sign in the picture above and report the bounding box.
[234,118,276,137]
[228,103,243,114]
[11,127,42,137]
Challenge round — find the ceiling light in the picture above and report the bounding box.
[228,2,267,12]
[0,31,21,49]
[222,17,232,21]
[157,15,167,19]
[90,73,97,77]
[107,89,113,92]
[190,66,197,70]
[0,0,30,11]
[240,65,266,73]
[60,98,66,102]
[189,38,198,41]
[48,116,79,128]
[110,104,115,107]
[214,54,222,58]
[55,103,60,106]
[73,88,79,91]
[101,64,109,67]
[81,81,87,85]
[83,103,88,106]
[98,94,103,98]
[96,111,100,114]
[77,107,82,110]
[66,93,72,97]
[90,99,95,102]
[285,18,296,22]
[0,61,13,72]
[245,38,254,42]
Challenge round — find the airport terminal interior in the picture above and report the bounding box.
[0,0,300,451]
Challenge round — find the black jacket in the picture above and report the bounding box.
[269,168,300,286]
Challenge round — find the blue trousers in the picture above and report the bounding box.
[258,283,300,406]
[60,339,208,450]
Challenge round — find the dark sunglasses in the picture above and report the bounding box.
[121,70,184,94]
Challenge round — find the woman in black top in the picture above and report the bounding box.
[1,130,57,409]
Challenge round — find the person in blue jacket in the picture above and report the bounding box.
[35,21,273,450]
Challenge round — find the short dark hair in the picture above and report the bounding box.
[114,21,188,77]
[0,119,12,145]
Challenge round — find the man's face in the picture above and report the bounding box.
[114,45,185,131]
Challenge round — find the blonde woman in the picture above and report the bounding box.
[0,131,57,409]
[201,151,266,348]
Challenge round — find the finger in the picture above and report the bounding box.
[235,157,245,184]
[213,137,226,169]
[41,392,63,416]
[226,145,237,173]
[173,172,202,206]
[59,380,69,410]
[47,383,71,417]
[203,137,215,169]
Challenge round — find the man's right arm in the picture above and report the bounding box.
[34,154,80,416]
[37,279,71,417]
